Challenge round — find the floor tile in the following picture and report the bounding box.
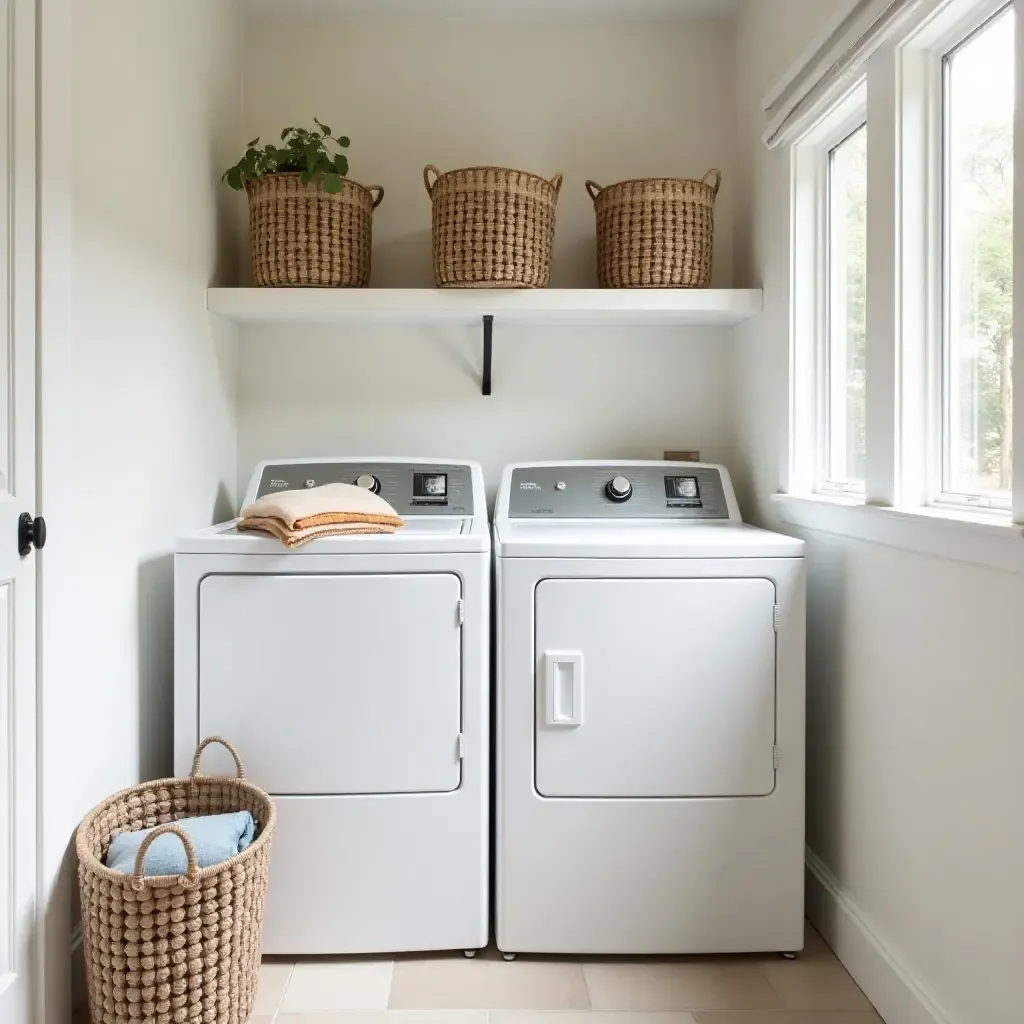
[281,961,395,1012]
[389,957,590,1010]
[280,1014,487,1024]
[694,1014,883,1024]
[584,963,783,1012]
[492,1013,699,1024]
[759,963,875,1013]
[254,962,295,1015]
[800,925,836,961]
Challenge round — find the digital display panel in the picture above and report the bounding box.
[665,476,700,500]
[413,472,448,499]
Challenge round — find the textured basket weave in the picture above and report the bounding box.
[76,738,276,1024]
[246,172,384,287]
[586,170,722,288]
[423,164,562,288]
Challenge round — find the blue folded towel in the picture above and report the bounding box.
[105,811,256,876]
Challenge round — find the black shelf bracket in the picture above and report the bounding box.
[482,314,494,396]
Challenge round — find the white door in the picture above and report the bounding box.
[0,2,38,1022]
[199,573,464,794]
[535,578,776,798]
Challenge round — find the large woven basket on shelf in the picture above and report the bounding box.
[76,737,276,1024]
[424,164,562,288]
[586,170,721,288]
[246,171,384,287]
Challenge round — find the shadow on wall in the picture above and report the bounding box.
[364,228,434,288]
[213,480,235,523]
[136,481,236,785]
[137,555,174,783]
[804,535,850,876]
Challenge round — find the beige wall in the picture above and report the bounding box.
[233,12,741,499]
[39,1,241,1016]
[734,2,1024,1022]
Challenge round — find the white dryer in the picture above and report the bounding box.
[494,461,805,956]
[175,457,489,955]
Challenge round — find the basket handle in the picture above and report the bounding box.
[191,736,246,781]
[130,824,199,891]
[701,168,722,196]
[549,173,563,195]
[367,184,385,209]
[423,164,441,197]
[585,180,603,202]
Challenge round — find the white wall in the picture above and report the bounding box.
[734,3,1024,1023]
[233,12,740,498]
[38,1,241,1018]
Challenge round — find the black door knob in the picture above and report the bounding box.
[18,513,46,557]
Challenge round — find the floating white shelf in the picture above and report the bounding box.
[206,287,763,327]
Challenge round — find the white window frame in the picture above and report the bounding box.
[786,0,1022,531]
[790,83,868,497]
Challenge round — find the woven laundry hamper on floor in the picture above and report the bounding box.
[424,164,562,287]
[246,171,384,286]
[76,737,276,1024]
[586,170,721,288]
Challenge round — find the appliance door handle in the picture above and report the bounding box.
[545,651,583,727]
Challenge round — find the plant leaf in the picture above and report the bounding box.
[314,117,332,136]
[246,137,260,148]
[280,126,294,140]
[322,172,342,193]
[334,154,349,177]
[337,136,350,148]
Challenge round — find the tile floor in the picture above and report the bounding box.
[250,924,882,1024]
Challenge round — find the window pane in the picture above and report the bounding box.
[826,124,867,489]
[944,8,1014,501]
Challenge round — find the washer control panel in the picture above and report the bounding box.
[507,464,732,519]
[253,461,475,515]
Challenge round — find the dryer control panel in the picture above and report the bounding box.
[506,463,734,519]
[250,461,475,516]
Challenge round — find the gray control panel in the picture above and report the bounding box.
[508,465,730,519]
[255,462,474,516]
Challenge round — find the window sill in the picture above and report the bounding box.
[771,493,1024,574]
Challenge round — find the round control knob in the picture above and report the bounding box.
[606,475,633,502]
[355,473,381,494]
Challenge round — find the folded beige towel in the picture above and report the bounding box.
[241,482,404,529]
[238,482,405,548]
[238,517,398,548]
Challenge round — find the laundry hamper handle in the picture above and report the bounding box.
[130,824,200,891]
[191,735,246,780]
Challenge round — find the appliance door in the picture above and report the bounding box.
[199,573,463,794]
[534,577,776,798]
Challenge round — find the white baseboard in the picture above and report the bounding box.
[805,848,956,1024]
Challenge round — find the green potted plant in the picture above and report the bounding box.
[224,119,384,287]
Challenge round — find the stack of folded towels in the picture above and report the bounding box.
[238,481,405,548]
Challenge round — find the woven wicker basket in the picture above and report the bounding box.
[423,164,562,288]
[76,738,276,1024]
[246,171,384,287]
[586,169,722,288]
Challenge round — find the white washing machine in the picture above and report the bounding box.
[175,457,489,955]
[494,461,806,956]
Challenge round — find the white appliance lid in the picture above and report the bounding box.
[492,520,804,559]
[177,517,489,555]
